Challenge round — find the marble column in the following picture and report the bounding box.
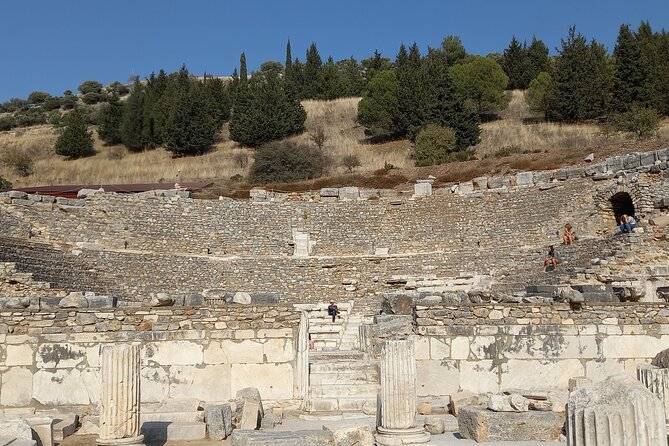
[376,338,430,445]
[296,311,309,401]
[97,344,144,446]
[566,374,667,446]
[638,364,669,427]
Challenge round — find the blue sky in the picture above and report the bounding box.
[1,0,667,102]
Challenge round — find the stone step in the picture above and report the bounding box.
[310,360,377,373]
[310,383,380,398]
[310,371,379,385]
[141,421,206,441]
[140,410,204,423]
[231,430,333,446]
[309,350,366,361]
[307,397,376,412]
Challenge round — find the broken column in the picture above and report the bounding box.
[638,361,669,427]
[566,374,667,446]
[97,344,144,446]
[375,338,430,445]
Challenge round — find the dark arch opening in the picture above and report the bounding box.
[609,192,635,224]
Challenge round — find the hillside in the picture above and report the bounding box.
[1,91,668,192]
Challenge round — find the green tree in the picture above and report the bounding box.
[78,80,103,95]
[0,176,12,191]
[229,67,306,147]
[302,42,324,98]
[142,69,170,147]
[163,81,220,156]
[361,50,393,86]
[614,106,660,139]
[54,109,94,159]
[441,35,467,66]
[97,94,124,144]
[250,141,330,183]
[525,37,551,82]
[525,72,554,120]
[449,56,509,115]
[120,79,148,151]
[549,27,612,121]
[502,37,526,89]
[339,56,365,96]
[27,91,51,104]
[357,70,400,136]
[396,43,429,139]
[414,124,457,166]
[321,56,347,100]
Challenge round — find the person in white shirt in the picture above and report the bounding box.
[619,214,636,233]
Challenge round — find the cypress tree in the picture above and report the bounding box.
[97,94,124,145]
[142,69,169,146]
[285,39,292,72]
[395,43,428,139]
[240,52,248,86]
[502,36,527,89]
[321,56,347,100]
[120,79,148,151]
[525,37,551,82]
[54,108,95,159]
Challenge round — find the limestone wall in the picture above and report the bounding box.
[0,306,299,408]
[413,303,669,397]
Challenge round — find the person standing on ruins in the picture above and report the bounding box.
[327,300,339,322]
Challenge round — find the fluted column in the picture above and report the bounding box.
[376,338,430,445]
[566,374,667,446]
[296,311,309,401]
[98,344,144,446]
[638,364,669,426]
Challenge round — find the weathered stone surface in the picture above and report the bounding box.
[204,404,232,440]
[327,425,374,446]
[458,181,474,194]
[231,430,333,446]
[151,293,174,307]
[472,176,488,190]
[381,294,413,315]
[339,187,359,201]
[58,292,88,308]
[424,416,445,435]
[414,183,432,197]
[487,394,529,412]
[637,364,669,424]
[236,387,264,428]
[233,292,252,304]
[458,406,563,442]
[515,172,534,186]
[566,374,667,446]
[449,391,480,416]
[320,188,339,198]
[652,347,669,368]
[0,418,33,439]
[25,417,53,446]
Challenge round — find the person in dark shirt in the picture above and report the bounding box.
[543,245,561,272]
[327,300,339,322]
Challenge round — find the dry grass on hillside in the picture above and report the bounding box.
[1,91,668,190]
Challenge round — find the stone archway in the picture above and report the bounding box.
[609,192,636,224]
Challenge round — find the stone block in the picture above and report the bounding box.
[233,292,252,304]
[458,181,474,194]
[240,400,261,430]
[640,151,656,166]
[168,365,231,401]
[515,172,534,186]
[5,344,34,366]
[141,421,206,441]
[2,368,34,406]
[533,171,552,184]
[86,295,116,308]
[416,360,459,397]
[7,191,27,199]
[623,153,641,169]
[204,403,233,440]
[205,339,263,364]
[249,189,267,201]
[501,359,584,391]
[338,187,359,201]
[458,406,563,442]
[381,294,413,315]
[32,369,99,406]
[0,418,32,439]
[231,364,293,400]
[414,182,432,197]
[25,417,53,446]
[459,361,500,394]
[184,293,204,307]
[319,188,338,198]
[487,176,508,189]
[472,176,488,190]
[231,430,334,446]
[327,425,374,446]
[249,292,280,303]
[607,155,624,172]
[143,340,204,365]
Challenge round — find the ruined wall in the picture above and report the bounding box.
[413,303,669,398]
[0,306,299,408]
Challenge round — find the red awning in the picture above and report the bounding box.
[14,182,213,198]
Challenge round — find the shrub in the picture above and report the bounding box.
[46,110,61,126]
[249,141,330,183]
[0,176,12,190]
[78,80,103,95]
[341,154,361,172]
[42,96,62,111]
[309,125,328,150]
[614,106,661,140]
[494,145,524,157]
[82,92,107,105]
[1,147,34,177]
[414,124,457,166]
[13,107,47,127]
[233,152,249,168]
[0,116,16,131]
[27,91,51,104]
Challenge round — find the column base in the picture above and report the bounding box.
[375,426,431,445]
[97,435,144,446]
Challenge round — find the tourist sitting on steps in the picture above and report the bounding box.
[327,300,339,323]
[562,223,575,245]
[619,214,637,234]
[543,245,562,272]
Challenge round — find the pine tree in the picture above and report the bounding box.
[321,56,347,100]
[229,68,306,147]
[163,81,219,156]
[142,69,169,147]
[502,37,527,89]
[441,35,466,66]
[395,43,428,139]
[120,79,148,151]
[357,70,399,136]
[97,94,124,144]
[525,37,551,83]
[302,42,324,99]
[54,108,95,159]
[340,56,365,96]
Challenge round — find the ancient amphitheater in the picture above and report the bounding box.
[3,148,669,444]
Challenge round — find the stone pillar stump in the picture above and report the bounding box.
[376,338,430,445]
[97,344,144,446]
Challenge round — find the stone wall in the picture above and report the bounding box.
[413,303,669,398]
[0,305,299,408]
